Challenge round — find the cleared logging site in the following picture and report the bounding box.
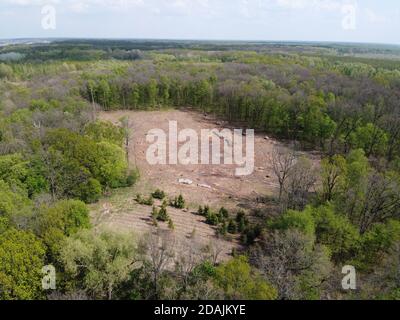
[1,37,400,301]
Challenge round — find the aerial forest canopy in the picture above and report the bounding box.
[0,40,400,300]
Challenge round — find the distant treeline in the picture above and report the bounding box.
[2,39,400,64]
[81,56,400,161]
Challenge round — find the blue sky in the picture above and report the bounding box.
[1,0,399,44]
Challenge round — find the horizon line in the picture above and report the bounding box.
[1,37,400,47]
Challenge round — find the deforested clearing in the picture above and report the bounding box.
[89,109,317,260]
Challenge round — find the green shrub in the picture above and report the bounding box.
[228,219,238,234]
[78,178,102,204]
[171,194,185,209]
[136,194,154,206]
[126,169,140,187]
[151,206,159,218]
[198,205,211,217]
[151,205,169,222]
[152,189,166,200]
[214,256,277,300]
[219,207,229,219]
[157,207,169,222]
[206,212,219,226]
[218,221,228,236]
[312,205,360,262]
[241,224,263,245]
[236,211,249,233]
[269,209,315,238]
[198,206,204,216]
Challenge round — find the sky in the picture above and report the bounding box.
[0,0,400,44]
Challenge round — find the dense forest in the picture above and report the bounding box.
[1,40,400,300]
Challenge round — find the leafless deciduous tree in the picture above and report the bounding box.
[269,146,297,202]
[250,229,332,300]
[203,238,226,266]
[139,229,175,299]
[161,236,225,300]
[285,157,318,211]
[358,172,400,234]
[119,116,135,167]
[174,236,204,292]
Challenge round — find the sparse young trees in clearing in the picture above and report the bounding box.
[157,206,169,222]
[152,189,166,200]
[168,218,175,230]
[206,212,219,226]
[136,194,154,206]
[171,194,186,209]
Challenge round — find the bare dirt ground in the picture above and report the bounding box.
[90,108,319,262]
[90,195,236,262]
[99,109,287,208]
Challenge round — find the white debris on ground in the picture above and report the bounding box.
[198,183,212,189]
[178,178,193,185]
[178,179,212,190]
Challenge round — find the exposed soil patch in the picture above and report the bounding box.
[90,192,237,262]
[98,108,292,209]
[90,108,319,261]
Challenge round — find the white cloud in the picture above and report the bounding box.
[1,0,352,15]
[365,8,389,24]
[60,0,210,16]
[276,0,343,11]
[4,0,59,5]
[69,2,89,13]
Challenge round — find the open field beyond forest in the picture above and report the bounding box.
[90,109,320,261]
